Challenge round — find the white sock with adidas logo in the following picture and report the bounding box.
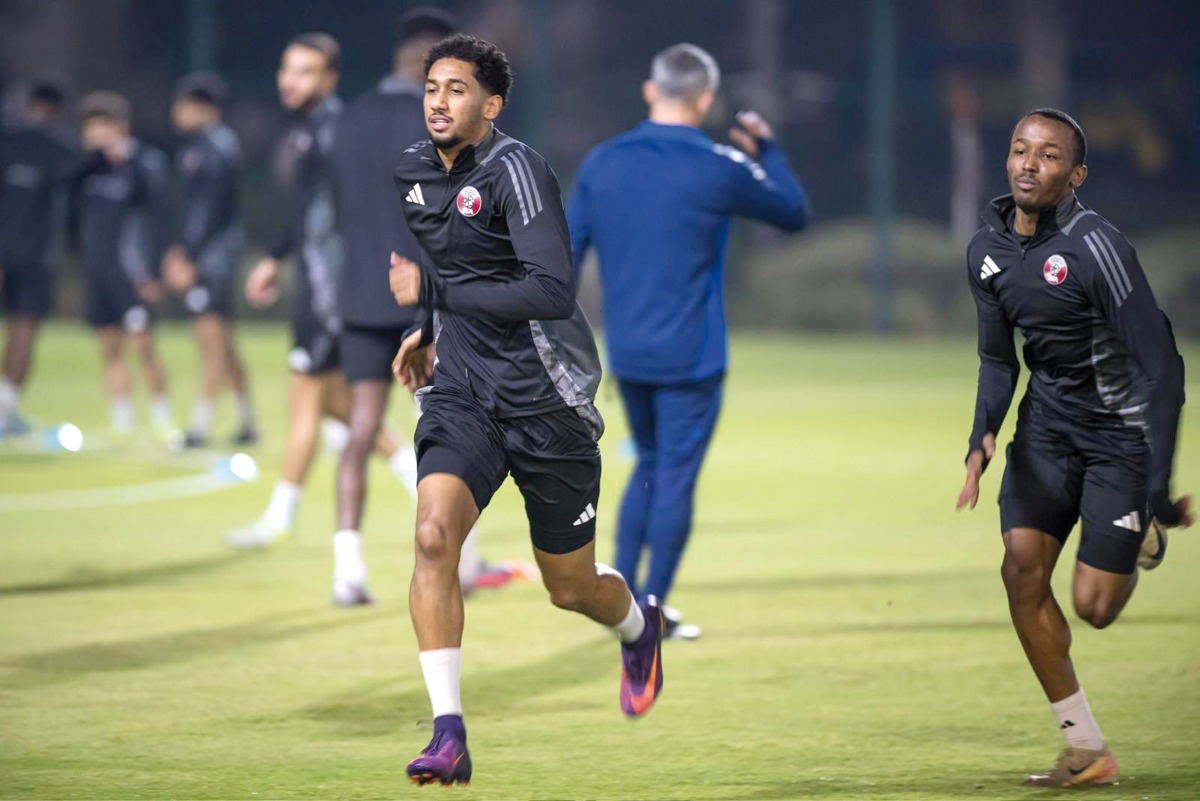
[1050,688,1105,750]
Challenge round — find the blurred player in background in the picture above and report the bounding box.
[72,91,173,438]
[163,71,258,448]
[227,34,411,581]
[567,44,809,638]
[0,82,76,435]
[331,8,527,602]
[389,35,664,786]
[957,109,1191,787]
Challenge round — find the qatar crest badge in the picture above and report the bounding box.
[1044,254,1069,285]
[457,185,482,217]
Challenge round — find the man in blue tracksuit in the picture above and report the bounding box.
[566,43,810,638]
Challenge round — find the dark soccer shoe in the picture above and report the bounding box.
[231,426,260,446]
[407,716,471,786]
[1137,519,1168,571]
[183,431,208,449]
[620,595,664,717]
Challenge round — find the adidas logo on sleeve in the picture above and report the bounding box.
[980,255,1001,280]
[405,183,425,205]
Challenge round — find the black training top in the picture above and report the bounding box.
[0,124,76,270]
[966,192,1186,524]
[174,122,241,260]
[331,76,424,329]
[71,141,168,288]
[394,127,603,435]
[270,97,343,332]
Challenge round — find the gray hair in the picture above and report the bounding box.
[650,43,720,101]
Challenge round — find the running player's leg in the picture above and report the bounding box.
[220,318,257,441]
[510,408,664,718]
[614,379,657,590]
[1070,449,1148,628]
[1000,420,1119,786]
[641,373,724,605]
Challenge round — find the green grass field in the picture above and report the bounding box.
[1,323,1198,801]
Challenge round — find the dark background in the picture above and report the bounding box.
[2,0,1197,334]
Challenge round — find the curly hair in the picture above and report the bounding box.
[424,33,513,103]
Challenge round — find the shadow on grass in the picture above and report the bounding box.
[303,636,614,737]
[0,553,246,596]
[683,568,993,595]
[3,608,380,689]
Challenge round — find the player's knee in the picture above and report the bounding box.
[546,583,589,613]
[413,517,456,568]
[1073,595,1121,629]
[1000,551,1049,596]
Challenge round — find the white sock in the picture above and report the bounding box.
[597,563,645,643]
[264,480,302,532]
[111,396,135,433]
[458,527,482,586]
[150,394,173,428]
[189,399,214,437]
[389,444,419,498]
[419,647,463,718]
[235,393,255,429]
[332,529,366,585]
[1051,688,1106,750]
[0,378,17,420]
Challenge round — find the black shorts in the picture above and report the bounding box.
[184,229,243,318]
[289,304,339,376]
[415,385,602,555]
[341,324,408,383]
[86,275,152,332]
[2,264,53,318]
[999,398,1149,574]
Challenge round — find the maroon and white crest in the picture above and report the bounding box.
[1044,254,1069,285]
[456,185,482,217]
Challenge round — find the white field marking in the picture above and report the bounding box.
[0,472,243,513]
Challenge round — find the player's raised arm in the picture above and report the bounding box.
[719,110,810,231]
[424,149,576,321]
[1079,224,1189,526]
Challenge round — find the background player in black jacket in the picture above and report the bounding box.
[957,109,1191,787]
[0,83,75,435]
[388,35,663,786]
[73,92,173,437]
[163,72,258,447]
[228,35,410,583]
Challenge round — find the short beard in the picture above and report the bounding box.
[430,130,462,152]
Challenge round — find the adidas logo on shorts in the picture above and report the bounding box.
[1113,511,1141,531]
[572,503,596,527]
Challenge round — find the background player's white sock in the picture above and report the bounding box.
[235,393,255,430]
[264,480,302,532]
[389,444,419,497]
[150,395,172,429]
[419,647,463,718]
[332,529,366,586]
[189,399,214,437]
[458,527,482,586]
[1051,688,1106,750]
[111,396,135,433]
[0,378,18,423]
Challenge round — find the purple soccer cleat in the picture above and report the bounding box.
[620,595,664,717]
[407,715,472,787]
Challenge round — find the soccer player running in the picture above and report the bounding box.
[957,108,1191,787]
[0,83,76,435]
[163,72,258,448]
[228,35,411,587]
[566,44,809,639]
[330,9,524,600]
[388,35,663,786]
[71,92,174,438]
